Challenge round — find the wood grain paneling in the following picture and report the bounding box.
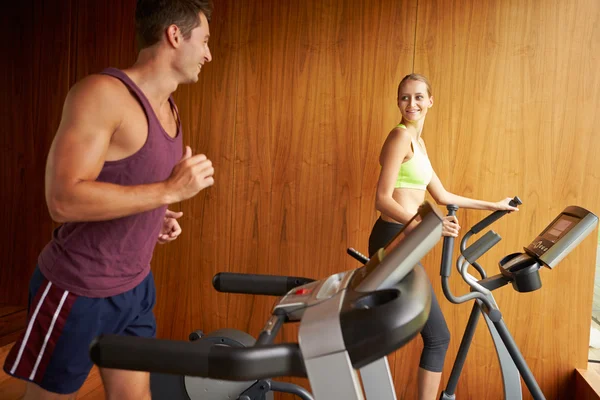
[227,0,416,395]
[72,0,136,80]
[228,0,415,322]
[415,0,600,398]
[0,0,73,306]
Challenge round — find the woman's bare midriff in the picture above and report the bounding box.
[380,187,426,224]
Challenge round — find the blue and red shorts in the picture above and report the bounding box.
[2,265,156,394]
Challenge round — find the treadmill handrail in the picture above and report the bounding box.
[90,334,307,381]
[212,272,315,296]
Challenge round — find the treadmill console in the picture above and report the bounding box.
[350,201,444,292]
[273,201,444,321]
[273,271,354,321]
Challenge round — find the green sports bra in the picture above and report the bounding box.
[395,124,433,190]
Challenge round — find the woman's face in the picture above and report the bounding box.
[397,80,433,122]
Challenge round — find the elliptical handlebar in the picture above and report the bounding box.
[469,196,522,234]
[439,196,522,320]
[459,196,522,278]
[440,205,459,278]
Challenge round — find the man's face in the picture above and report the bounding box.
[179,12,212,83]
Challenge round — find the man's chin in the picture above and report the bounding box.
[185,74,200,84]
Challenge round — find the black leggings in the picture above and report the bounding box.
[368,217,450,373]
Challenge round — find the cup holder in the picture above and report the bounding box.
[499,252,542,293]
[353,289,399,310]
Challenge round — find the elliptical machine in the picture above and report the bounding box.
[438,197,598,400]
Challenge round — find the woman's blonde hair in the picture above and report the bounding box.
[398,73,432,98]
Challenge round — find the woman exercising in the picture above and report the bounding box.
[368,73,518,400]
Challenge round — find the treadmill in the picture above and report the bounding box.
[90,201,444,399]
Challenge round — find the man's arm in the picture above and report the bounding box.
[45,75,214,223]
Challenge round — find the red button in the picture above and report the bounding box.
[295,288,311,295]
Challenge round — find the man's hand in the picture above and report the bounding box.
[165,146,215,204]
[158,209,183,244]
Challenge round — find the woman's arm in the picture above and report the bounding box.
[427,171,518,211]
[375,128,416,224]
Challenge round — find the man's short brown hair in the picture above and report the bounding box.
[135,0,213,50]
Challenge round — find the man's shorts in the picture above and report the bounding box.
[2,265,156,394]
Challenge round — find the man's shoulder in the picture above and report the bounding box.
[60,72,132,127]
[68,72,129,101]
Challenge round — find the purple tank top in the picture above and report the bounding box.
[38,67,183,297]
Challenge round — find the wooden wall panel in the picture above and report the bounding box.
[227,0,415,317]
[72,0,136,80]
[219,0,415,395]
[0,0,73,305]
[415,0,600,398]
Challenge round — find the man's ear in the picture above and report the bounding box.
[166,24,182,48]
